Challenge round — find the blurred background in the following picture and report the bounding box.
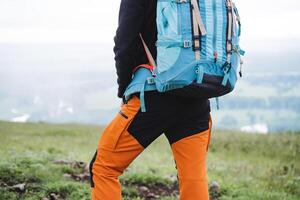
[0,0,300,133]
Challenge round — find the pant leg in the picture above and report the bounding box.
[90,93,169,200]
[90,96,144,200]
[171,118,212,200]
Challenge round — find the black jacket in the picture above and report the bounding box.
[113,0,157,98]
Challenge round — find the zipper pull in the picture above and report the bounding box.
[214,51,218,63]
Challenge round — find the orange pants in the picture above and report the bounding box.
[90,93,212,200]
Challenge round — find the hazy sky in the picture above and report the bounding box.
[0,0,299,46]
[0,0,299,74]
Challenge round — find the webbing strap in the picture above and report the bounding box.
[232,45,245,77]
[139,33,156,68]
[233,3,241,36]
[231,5,238,37]
[140,80,147,112]
[225,0,233,63]
[215,97,220,110]
[138,34,156,112]
[221,72,229,86]
[221,0,234,86]
[156,40,192,48]
[191,0,207,36]
[196,66,204,83]
[191,0,201,60]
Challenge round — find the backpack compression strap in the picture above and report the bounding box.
[191,0,201,60]
[190,0,206,83]
[226,0,233,64]
[139,33,156,68]
[221,0,234,86]
[191,0,207,37]
[137,34,157,112]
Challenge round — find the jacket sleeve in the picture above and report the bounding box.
[113,0,145,98]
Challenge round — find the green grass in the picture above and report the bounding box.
[0,120,299,199]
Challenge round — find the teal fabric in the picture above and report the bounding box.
[204,0,214,62]
[156,35,183,74]
[156,0,244,91]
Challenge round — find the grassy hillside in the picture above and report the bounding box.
[0,121,299,200]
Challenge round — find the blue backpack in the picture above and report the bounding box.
[124,0,245,112]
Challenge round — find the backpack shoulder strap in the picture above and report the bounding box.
[191,0,206,36]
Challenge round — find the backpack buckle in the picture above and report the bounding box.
[183,40,192,48]
[147,77,155,84]
[222,62,232,73]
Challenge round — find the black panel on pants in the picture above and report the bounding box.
[127,91,210,148]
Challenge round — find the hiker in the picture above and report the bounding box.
[90,0,243,199]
